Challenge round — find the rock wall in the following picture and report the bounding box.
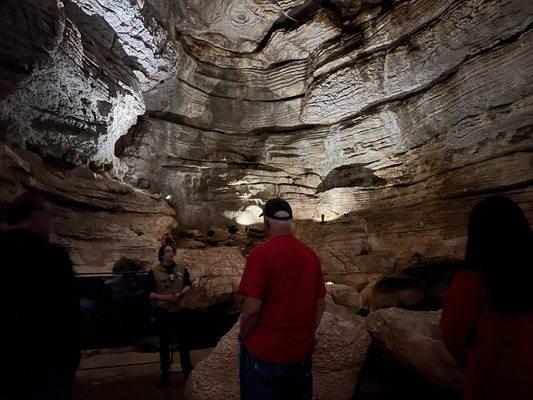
[116,0,533,285]
[0,0,532,281]
[0,0,178,168]
[0,143,177,273]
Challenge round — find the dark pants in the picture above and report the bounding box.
[239,345,312,400]
[0,373,74,400]
[156,308,193,377]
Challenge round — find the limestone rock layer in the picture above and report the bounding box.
[0,0,532,278]
[0,143,177,273]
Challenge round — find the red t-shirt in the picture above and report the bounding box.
[237,235,327,364]
[441,270,533,400]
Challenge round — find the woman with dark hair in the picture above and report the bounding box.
[147,243,193,388]
[441,196,533,400]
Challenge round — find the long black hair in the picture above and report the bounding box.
[465,196,532,313]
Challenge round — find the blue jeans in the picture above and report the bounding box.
[239,345,312,400]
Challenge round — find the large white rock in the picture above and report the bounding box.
[185,302,371,400]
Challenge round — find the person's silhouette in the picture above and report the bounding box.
[0,193,80,400]
[441,196,533,400]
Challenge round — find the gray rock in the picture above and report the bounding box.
[366,308,462,389]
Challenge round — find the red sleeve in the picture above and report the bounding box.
[440,270,482,367]
[315,255,327,299]
[237,248,266,301]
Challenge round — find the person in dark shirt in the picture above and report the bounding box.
[104,262,147,344]
[441,196,533,400]
[0,193,80,400]
[147,243,193,388]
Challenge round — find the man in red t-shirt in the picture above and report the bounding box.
[237,198,327,400]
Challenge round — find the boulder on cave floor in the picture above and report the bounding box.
[177,247,246,310]
[326,283,362,314]
[366,307,462,390]
[359,276,425,312]
[185,302,371,400]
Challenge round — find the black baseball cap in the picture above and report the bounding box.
[260,198,293,220]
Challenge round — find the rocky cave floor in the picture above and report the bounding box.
[75,349,211,400]
[75,346,461,400]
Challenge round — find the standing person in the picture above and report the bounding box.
[148,243,193,388]
[237,198,327,400]
[0,193,80,400]
[441,196,533,400]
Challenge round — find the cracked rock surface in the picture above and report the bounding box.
[0,0,532,283]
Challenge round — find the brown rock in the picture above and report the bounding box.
[185,302,371,400]
[366,308,462,389]
[177,247,246,310]
[1,0,532,323]
[359,276,425,312]
[205,227,233,245]
[180,240,207,249]
[313,303,372,399]
[0,143,177,273]
[326,283,362,314]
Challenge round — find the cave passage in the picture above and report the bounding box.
[0,0,532,400]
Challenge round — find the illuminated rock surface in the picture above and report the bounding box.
[177,247,246,310]
[1,1,531,275]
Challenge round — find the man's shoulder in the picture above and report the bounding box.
[249,240,271,256]
[0,229,51,258]
[0,228,39,244]
[452,269,484,290]
[289,237,320,260]
[47,241,69,256]
[46,241,71,260]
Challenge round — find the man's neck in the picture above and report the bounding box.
[162,261,174,267]
[267,230,293,240]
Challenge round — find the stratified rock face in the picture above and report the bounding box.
[113,0,533,292]
[185,302,371,400]
[177,247,246,309]
[0,143,177,273]
[0,0,532,288]
[0,0,178,167]
[366,308,462,389]
[0,0,64,98]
